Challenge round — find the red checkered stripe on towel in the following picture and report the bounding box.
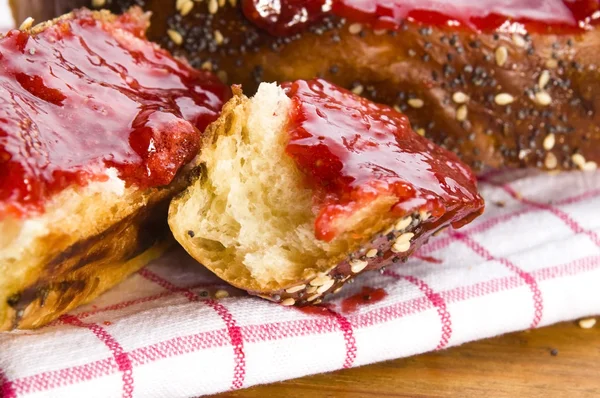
[1,177,599,397]
[5,255,600,396]
[138,269,247,390]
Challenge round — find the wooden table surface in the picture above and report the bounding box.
[216,320,599,398]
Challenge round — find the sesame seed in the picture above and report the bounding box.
[396,232,414,244]
[416,128,426,136]
[229,0,238,6]
[217,70,228,83]
[494,93,514,106]
[92,0,106,7]
[208,0,218,14]
[395,216,412,231]
[306,285,318,294]
[420,211,431,221]
[201,61,213,71]
[348,23,363,35]
[214,289,229,299]
[583,161,598,171]
[286,284,306,294]
[317,279,335,294]
[176,0,188,10]
[19,17,34,31]
[546,59,558,69]
[28,48,36,55]
[333,287,343,294]
[512,34,526,47]
[452,91,469,104]
[495,46,508,66]
[578,318,596,329]
[538,70,550,89]
[392,241,411,253]
[518,149,530,159]
[572,153,586,168]
[393,105,402,113]
[392,232,414,253]
[456,105,468,122]
[544,152,558,169]
[350,259,368,274]
[307,293,321,302]
[351,84,364,95]
[281,298,296,306]
[310,274,332,287]
[543,134,556,151]
[373,29,387,35]
[366,249,378,258]
[408,98,424,108]
[167,29,183,46]
[535,91,552,106]
[214,30,224,45]
[219,0,226,6]
[180,0,194,16]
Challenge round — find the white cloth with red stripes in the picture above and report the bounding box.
[1,169,600,398]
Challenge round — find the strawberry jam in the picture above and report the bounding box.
[242,0,600,36]
[282,79,484,242]
[0,9,229,219]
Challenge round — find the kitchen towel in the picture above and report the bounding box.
[2,4,600,396]
[1,169,599,398]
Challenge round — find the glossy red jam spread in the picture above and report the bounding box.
[0,9,229,218]
[282,79,484,242]
[242,0,600,36]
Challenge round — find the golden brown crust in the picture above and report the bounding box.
[2,232,171,331]
[161,5,600,172]
[26,0,598,172]
[9,0,88,28]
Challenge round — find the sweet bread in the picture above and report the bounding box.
[168,80,484,304]
[0,7,229,330]
[14,0,600,172]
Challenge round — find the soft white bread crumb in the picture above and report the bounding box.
[170,84,337,289]
[169,84,399,292]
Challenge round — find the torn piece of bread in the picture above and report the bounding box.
[0,8,228,330]
[169,79,484,305]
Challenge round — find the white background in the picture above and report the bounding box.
[1,0,13,29]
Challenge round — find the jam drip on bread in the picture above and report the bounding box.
[242,0,600,36]
[283,79,484,242]
[0,8,229,218]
